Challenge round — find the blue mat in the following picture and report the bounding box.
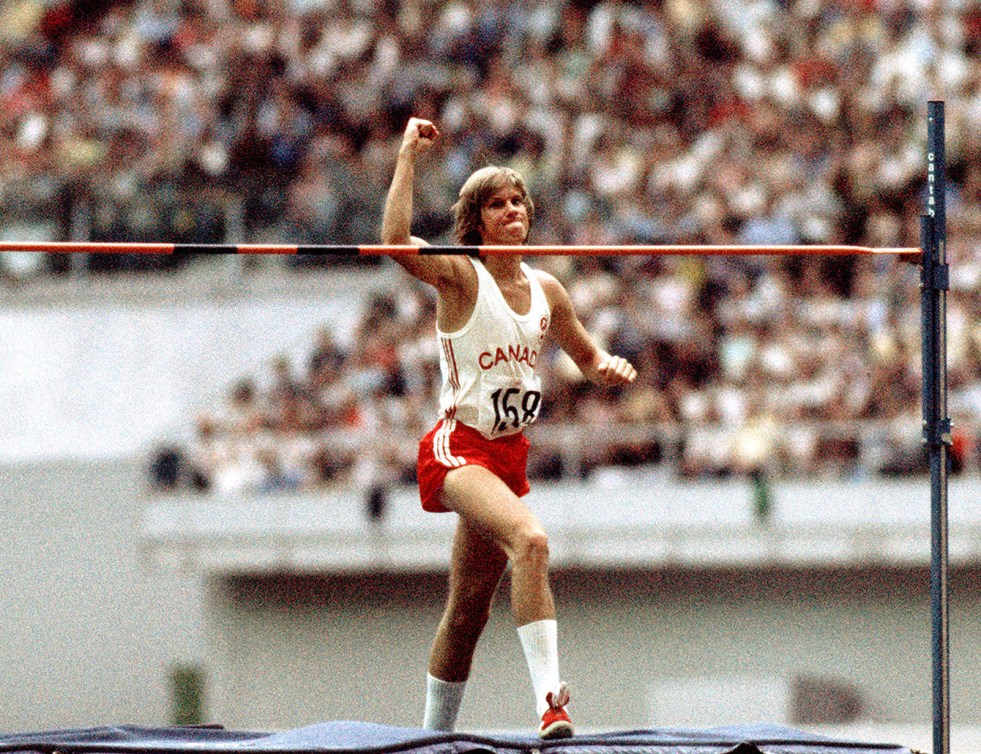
[0,722,913,754]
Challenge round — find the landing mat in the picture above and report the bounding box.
[0,722,914,754]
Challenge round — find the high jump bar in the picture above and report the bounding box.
[0,242,921,257]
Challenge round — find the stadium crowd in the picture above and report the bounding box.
[1,0,979,494]
[165,246,981,499]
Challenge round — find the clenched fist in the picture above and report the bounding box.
[596,354,637,384]
[401,117,440,155]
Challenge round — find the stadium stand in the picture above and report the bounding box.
[1,0,978,492]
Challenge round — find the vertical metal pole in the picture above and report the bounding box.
[922,100,950,754]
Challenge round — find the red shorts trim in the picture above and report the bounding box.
[417,419,531,513]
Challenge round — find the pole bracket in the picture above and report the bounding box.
[923,418,953,447]
[923,262,950,292]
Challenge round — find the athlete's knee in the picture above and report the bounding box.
[512,521,549,568]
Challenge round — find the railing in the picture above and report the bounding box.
[149,417,981,499]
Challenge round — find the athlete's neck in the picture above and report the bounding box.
[481,254,524,283]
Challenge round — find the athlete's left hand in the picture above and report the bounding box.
[596,354,637,384]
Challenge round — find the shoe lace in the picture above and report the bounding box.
[545,682,570,710]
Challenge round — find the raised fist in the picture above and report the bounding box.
[402,117,440,154]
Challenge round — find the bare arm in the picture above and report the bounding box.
[381,118,470,289]
[538,271,637,385]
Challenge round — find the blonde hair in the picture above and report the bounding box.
[451,166,535,245]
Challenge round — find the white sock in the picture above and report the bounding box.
[423,673,467,731]
[517,619,561,717]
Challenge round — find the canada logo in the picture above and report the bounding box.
[478,344,539,370]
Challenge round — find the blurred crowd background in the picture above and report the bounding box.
[1,0,979,499]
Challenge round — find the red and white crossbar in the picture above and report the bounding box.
[0,242,922,257]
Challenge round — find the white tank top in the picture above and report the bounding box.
[437,258,552,439]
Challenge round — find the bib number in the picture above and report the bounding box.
[490,388,542,433]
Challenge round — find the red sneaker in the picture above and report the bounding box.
[538,683,574,740]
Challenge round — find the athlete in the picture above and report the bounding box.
[381,117,637,739]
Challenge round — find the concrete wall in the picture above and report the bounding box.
[0,459,203,731]
[0,268,390,463]
[201,565,981,734]
[5,456,981,742]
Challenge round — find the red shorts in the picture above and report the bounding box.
[417,419,531,513]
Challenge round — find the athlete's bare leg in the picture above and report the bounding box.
[441,464,556,626]
[428,515,509,682]
[429,465,569,736]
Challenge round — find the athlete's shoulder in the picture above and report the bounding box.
[394,237,478,292]
[527,266,558,288]
[528,268,569,307]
